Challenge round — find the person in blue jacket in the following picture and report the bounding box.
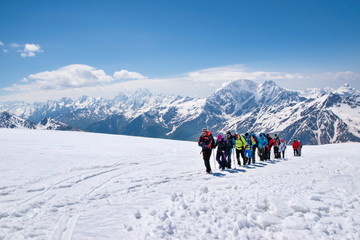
[257,133,269,161]
[243,133,253,165]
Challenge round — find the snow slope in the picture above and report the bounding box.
[0,129,359,240]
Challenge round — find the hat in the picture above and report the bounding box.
[217,135,223,140]
[244,133,249,137]
[202,128,207,132]
[234,133,239,139]
[226,130,231,134]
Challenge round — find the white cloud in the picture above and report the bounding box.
[0,41,8,53]
[20,43,43,57]
[5,64,114,92]
[186,64,305,82]
[10,43,21,48]
[113,69,146,80]
[3,42,43,57]
[1,64,359,103]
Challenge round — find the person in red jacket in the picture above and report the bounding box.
[292,138,301,156]
[198,128,215,173]
[265,134,276,160]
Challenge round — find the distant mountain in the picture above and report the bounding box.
[0,80,359,145]
[0,111,78,131]
[0,111,36,129]
[37,117,80,131]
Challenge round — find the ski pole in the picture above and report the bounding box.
[233,147,236,169]
[212,149,216,170]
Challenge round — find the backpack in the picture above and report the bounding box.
[209,133,216,149]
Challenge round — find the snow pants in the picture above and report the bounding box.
[235,148,246,165]
[251,145,257,163]
[202,149,212,173]
[293,148,300,156]
[274,146,281,159]
[226,148,234,168]
[244,149,252,165]
[216,150,227,170]
[265,147,271,160]
[257,147,266,161]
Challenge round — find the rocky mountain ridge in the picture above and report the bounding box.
[0,80,359,145]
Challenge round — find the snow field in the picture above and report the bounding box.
[0,129,359,240]
[131,162,359,240]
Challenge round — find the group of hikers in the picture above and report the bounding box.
[198,128,302,174]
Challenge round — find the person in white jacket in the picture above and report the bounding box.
[279,139,287,159]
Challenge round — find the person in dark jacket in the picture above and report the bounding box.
[225,131,235,168]
[273,134,281,159]
[250,132,258,164]
[198,128,214,173]
[214,135,228,170]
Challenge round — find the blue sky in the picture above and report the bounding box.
[0,0,359,102]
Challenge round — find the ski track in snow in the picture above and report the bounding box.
[0,129,359,240]
[1,159,199,239]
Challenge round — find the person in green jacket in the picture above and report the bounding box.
[234,133,247,166]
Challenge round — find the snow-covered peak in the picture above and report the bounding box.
[131,88,153,98]
[37,117,78,131]
[255,80,298,104]
[299,88,331,99]
[257,80,282,95]
[334,83,358,97]
[113,92,129,102]
[0,111,36,129]
[218,79,258,94]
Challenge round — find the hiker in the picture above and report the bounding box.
[225,131,235,168]
[279,139,287,159]
[250,132,258,164]
[266,134,276,160]
[257,133,268,161]
[215,135,228,170]
[292,138,301,156]
[273,134,281,159]
[198,128,214,173]
[243,133,253,165]
[235,133,247,165]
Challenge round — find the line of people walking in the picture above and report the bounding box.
[198,128,301,174]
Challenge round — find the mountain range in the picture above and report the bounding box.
[0,79,359,145]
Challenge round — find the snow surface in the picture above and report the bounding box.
[330,104,360,138]
[0,129,359,240]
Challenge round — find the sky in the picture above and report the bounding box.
[0,0,359,102]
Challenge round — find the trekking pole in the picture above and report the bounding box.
[233,148,236,169]
[212,149,216,170]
